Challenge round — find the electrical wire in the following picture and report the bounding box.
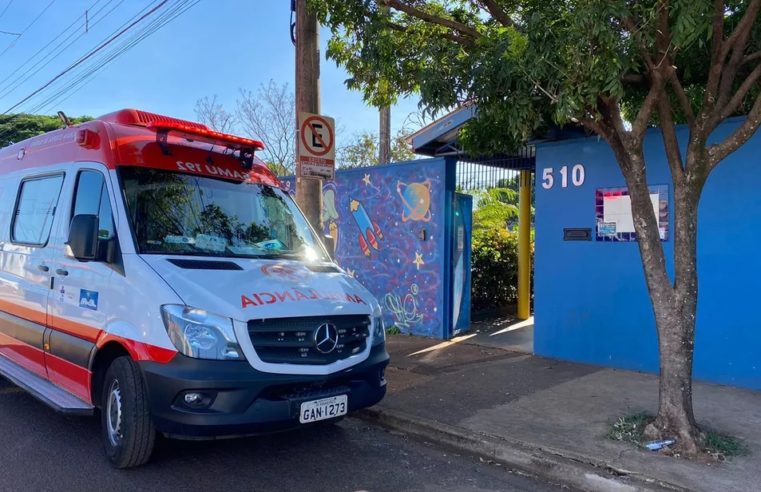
[0,0,118,100]
[0,0,165,143]
[3,0,170,114]
[33,0,198,114]
[34,0,195,111]
[0,0,57,59]
[0,0,197,145]
[0,0,14,20]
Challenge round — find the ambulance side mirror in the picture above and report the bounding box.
[67,214,99,261]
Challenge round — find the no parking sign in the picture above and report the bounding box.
[297,112,335,180]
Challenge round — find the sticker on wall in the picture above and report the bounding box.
[397,179,432,222]
[350,199,384,256]
[595,185,669,241]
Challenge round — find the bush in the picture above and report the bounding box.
[471,228,532,311]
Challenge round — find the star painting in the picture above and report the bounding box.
[413,251,425,270]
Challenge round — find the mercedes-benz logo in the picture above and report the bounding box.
[314,322,339,354]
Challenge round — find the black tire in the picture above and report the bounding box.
[100,356,156,469]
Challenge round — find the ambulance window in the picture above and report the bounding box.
[12,174,65,246]
[72,170,115,240]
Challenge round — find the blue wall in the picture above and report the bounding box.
[534,117,761,390]
[283,157,462,338]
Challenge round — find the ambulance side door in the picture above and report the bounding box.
[0,172,66,378]
[46,165,118,401]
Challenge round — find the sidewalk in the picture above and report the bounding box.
[361,332,761,491]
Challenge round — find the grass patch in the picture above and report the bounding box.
[607,412,654,444]
[386,325,402,336]
[607,414,749,461]
[703,430,748,458]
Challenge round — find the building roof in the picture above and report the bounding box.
[407,103,534,170]
[408,103,591,171]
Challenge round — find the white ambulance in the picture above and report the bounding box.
[0,109,388,468]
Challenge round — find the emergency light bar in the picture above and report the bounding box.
[145,122,265,151]
[98,109,266,169]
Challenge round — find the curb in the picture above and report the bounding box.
[354,407,687,492]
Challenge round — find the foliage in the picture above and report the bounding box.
[471,228,531,311]
[194,95,235,133]
[337,127,416,168]
[608,414,748,460]
[470,187,520,231]
[313,1,760,152]
[386,325,402,335]
[703,430,748,459]
[195,80,296,175]
[0,113,92,148]
[236,81,296,175]
[196,82,421,174]
[313,0,761,453]
[608,413,653,445]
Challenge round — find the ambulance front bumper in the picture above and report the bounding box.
[138,343,389,439]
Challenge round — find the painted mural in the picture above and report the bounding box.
[282,159,447,337]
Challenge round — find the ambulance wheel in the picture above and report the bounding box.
[101,356,156,469]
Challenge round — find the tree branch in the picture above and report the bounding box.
[714,0,761,119]
[631,73,665,142]
[386,20,475,46]
[666,68,695,126]
[622,73,646,85]
[475,0,513,27]
[657,96,685,182]
[708,93,761,168]
[742,50,761,65]
[718,0,761,61]
[703,0,728,113]
[718,62,761,121]
[580,113,632,174]
[620,15,656,69]
[379,0,481,40]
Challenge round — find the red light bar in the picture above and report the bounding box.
[97,108,265,151]
[146,121,265,151]
[99,108,208,130]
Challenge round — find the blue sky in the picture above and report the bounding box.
[0,0,421,140]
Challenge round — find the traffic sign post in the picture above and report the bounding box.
[297,112,335,180]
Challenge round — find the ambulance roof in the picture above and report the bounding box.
[0,109,281,187]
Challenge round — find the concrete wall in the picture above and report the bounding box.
[534,117,761,390]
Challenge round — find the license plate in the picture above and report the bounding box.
[299,395,348,424]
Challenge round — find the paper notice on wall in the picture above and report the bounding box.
[602,193,659,234]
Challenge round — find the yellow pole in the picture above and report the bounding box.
[517,170,532,320]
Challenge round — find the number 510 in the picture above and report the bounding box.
[541,164,585,189]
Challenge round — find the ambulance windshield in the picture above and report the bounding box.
[120,167,329,261]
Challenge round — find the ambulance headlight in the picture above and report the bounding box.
[161,305,244,360]
[372,313,385,346]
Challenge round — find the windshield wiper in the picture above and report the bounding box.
[252,251,303,259]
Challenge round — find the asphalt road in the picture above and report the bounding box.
[0,376,561,492]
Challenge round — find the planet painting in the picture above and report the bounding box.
[397,179,432,222]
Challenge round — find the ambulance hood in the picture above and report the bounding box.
[141,256,377,322]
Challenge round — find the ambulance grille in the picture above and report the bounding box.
[248,315,370,365]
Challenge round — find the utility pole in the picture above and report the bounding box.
[378,2,391,166]
[295,0,322,230]
[379,106,391,164]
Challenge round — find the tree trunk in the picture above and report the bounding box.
[643,177,704,454]
[619,151,704,455]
